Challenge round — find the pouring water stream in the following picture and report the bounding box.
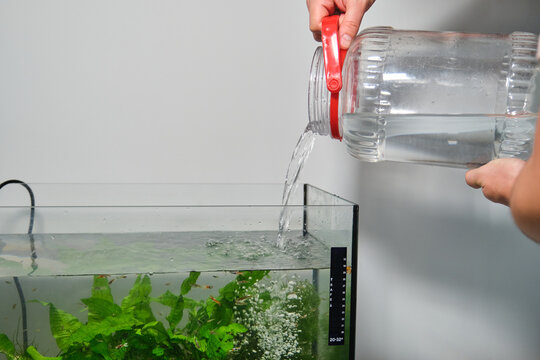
[277,124,316,248]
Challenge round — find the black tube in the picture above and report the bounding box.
[0,179,36,350]
[12,276,28,349]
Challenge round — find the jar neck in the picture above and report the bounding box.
[308,47,332,136]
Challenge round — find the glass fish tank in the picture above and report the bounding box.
[0,183,358,360]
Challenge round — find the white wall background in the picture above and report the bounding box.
[1,0,540,359]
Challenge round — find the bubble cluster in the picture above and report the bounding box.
[234,274,318,360]
[233,275,306,359]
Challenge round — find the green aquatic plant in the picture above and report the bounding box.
[0,334,17,359]
[0,332,33,360]
[0,271,268,360]
[0,270,321,360]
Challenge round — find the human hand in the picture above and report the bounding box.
[466,111,540,244]
[307,0,376,49]
[465,158,526,206]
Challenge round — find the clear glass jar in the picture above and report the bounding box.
[309,27,539,167]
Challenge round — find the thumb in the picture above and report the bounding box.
[338,2,367,49]
[465,168,483,189]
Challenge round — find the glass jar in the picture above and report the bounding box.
[309,24,539,167]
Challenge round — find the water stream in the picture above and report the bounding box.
[277,125,316,248]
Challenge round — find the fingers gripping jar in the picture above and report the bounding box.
[308,16,539,167]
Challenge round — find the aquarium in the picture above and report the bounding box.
[0,183,358,360]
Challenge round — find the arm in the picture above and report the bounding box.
[307,0,376,49]
[508,114,540,243]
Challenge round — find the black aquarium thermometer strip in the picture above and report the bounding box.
[328,247,347,346]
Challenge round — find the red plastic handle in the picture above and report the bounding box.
[321,15,347,140]
[321,16,342,93]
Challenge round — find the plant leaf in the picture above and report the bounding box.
[89,338,112,360]
[91,275,114,304]
[206,323,247,357]
[166,294,185,330]
[216,323,247,336]
[70,312,137,344]
[141,321,168,344]
[152,346,165,357]
[82,297,122,324]
[206,332,226,358]
[170,334,207,353]
[218,282,237,302]
[0,333,15,357]
[48,303,83,351]
[152,290,177,308]
[181,271,200,296]
[121,275,155,324]
[26,345,62,360]
[183,297,200,310]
